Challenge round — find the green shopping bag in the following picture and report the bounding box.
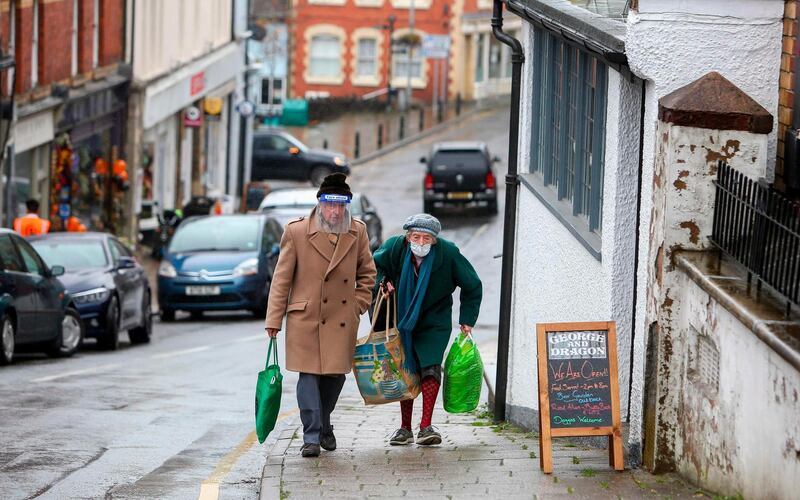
[255,337,283,443]
[443,332,484,413]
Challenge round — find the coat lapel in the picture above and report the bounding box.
[307,209,334,262]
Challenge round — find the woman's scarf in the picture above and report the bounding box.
[397,245,435,373]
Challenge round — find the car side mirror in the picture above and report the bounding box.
[50,265,65,277]
[269,243,280,257]
[419,157,427,164]
[289,147,300,155]
[117,256,137,270]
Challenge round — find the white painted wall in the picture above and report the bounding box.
[626,0,784,450]
[507,23,641,425]
[672,271,800,498]
[133,0,233,83]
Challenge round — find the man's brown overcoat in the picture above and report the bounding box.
[265,210,376,374]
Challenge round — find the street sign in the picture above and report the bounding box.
[421,34,451,59]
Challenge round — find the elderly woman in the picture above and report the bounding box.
[373,214,482,446]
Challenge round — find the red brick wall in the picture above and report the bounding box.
[291,1,454,100]
[98,0,124,67]
[14,1,34,93]
[38,0,72,85]
[10,0,125,99]
[777,0,797,192]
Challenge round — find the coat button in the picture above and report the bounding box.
[340,322,345,327]
[342,299,347,304]
[323,298,328,303]
[322,320,326,325]
[344,279,348,283]
[324,277,329,282]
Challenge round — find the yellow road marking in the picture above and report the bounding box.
[197,407,300,500]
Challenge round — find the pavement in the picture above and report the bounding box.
[259,397,703,499]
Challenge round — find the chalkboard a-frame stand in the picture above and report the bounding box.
[536,321,624,473]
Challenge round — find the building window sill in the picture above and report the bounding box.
[352,76,381,87]
[304,74,345,86]
[519,172,602,261]
[675,251,800,373]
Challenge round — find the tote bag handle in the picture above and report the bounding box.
[369,291,398,337]
[265,337,279,369]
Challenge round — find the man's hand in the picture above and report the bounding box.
[379,281,395,298]
[460,324,473,338]
[266,328,279,338]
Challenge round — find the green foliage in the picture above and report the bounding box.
[580,468,596,478]
[572,456,580,464]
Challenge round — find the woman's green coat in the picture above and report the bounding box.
[372,235,482,368]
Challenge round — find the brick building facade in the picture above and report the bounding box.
[0,0,130,234]
[289,0,454,102]
[777,0,798,194]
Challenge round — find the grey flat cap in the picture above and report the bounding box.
[403,213,441,237]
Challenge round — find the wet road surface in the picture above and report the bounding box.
[0,104,510,499]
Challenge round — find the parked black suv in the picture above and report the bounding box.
[251,129,351,186]
[421,142,499,215]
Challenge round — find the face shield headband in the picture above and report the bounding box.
[316,194,352,234]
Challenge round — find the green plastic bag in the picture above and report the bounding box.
[443,332,484,413]
[255,337,283,443]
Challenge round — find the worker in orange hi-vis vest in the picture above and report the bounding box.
[13,199,51,237]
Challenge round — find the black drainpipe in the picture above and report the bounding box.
[626,78,646,423]
[492,0,524,423]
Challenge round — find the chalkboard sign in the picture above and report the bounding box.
[536,321,623,473]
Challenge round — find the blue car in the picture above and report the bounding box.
[157,214,282,321]
[31,232,153,350]
[0,229,83,364]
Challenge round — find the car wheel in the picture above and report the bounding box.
[98,296,121,351]
[310,166,333,187]
[49,308,84,358]
[423,200,435,215]
[129,291,152,345]
[0,315,15,365]
[488,199,498,215]
[160,307,175,322]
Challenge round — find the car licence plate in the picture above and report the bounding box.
[185,285,221,296]
[447,192,473,200]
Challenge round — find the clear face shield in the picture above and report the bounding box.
[316,194,352,234]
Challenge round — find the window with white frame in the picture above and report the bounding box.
[32,0,39,87]
[356,38,377,77]
[8,0,15,94]
[309,34,342,78]
[92,0,99,68]
[529,27,607,233]
[392,42,422,79]
[71,0,78,76]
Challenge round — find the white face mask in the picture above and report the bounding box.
[410,242,431,258]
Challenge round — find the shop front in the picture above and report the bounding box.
[52,76,130,236]
[132,43,241,233]
[9,105,57,222]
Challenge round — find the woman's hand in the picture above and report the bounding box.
[460,324,473,338]
[379,281,395,298]
[266,328,279,338]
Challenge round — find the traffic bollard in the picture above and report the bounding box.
[354,132,360,159]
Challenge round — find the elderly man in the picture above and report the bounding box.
[265,173,376,458]
[373,213,482,446]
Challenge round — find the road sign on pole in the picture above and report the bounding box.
[421,35,451,59]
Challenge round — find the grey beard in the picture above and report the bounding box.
[316,209,351,234]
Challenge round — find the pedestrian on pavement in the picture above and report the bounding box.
[373,213,482,446]
[13,199,51,237]
[264,173,377,458]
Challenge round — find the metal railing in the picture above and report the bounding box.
[711,161,800,312]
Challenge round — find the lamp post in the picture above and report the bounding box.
[374,15,396,106]
[406,0,415,110]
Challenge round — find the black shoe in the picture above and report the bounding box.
[301,443,320,457]
[320,427,337,451]
[416,426,442,446]
[389,428,414,446]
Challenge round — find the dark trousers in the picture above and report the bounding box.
[296,373,346,445]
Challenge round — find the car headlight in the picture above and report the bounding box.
[73,287,111,304]
[333,156,346,167]
[158,261,177,278]
[234,258,259,277]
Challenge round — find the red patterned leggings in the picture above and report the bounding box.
[401,376,440,430]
